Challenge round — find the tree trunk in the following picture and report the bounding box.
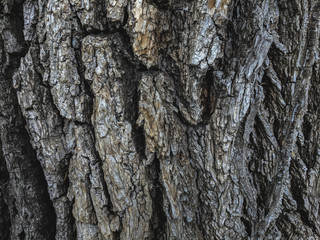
[1,0,320,239]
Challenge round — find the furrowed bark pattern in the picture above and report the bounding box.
[1,0,320,239]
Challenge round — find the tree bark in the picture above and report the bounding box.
[1,0,320,239]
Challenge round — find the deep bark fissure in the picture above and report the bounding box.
[289,160,319,235]
[200,68,215,125]
[131,72,147,161]
[194,168,207,240]
[148,155,167,240]
[0,140,10,240]
[241,200,253,237]
[0,1,58,238]
[0,189,11,240]
[70,16,95,106]
[0,140,9,187]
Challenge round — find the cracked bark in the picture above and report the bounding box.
[1,0,320,239]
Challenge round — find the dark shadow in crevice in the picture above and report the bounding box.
[113,230,121,240]
[0,189,11,240]
[290,161,318,233]
[240,199,252,237]
[130,71,147,160]
[0,140,9,188]
[302,116,312,142]
[7,1,28,54]
[68,184,77,240]
[251,116,274,217]
[148,0,170,10]
[296,115,314,169]
[200,68,215,125]
[0,0,57,237]
[147,156,167,240]
[22,126,57,239]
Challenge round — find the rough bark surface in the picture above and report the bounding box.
[0,0,320,239]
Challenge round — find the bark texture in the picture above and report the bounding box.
[0,0,320,239]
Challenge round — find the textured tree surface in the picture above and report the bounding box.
[0,0,320,239]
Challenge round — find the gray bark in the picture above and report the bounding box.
[0,0,320,239]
